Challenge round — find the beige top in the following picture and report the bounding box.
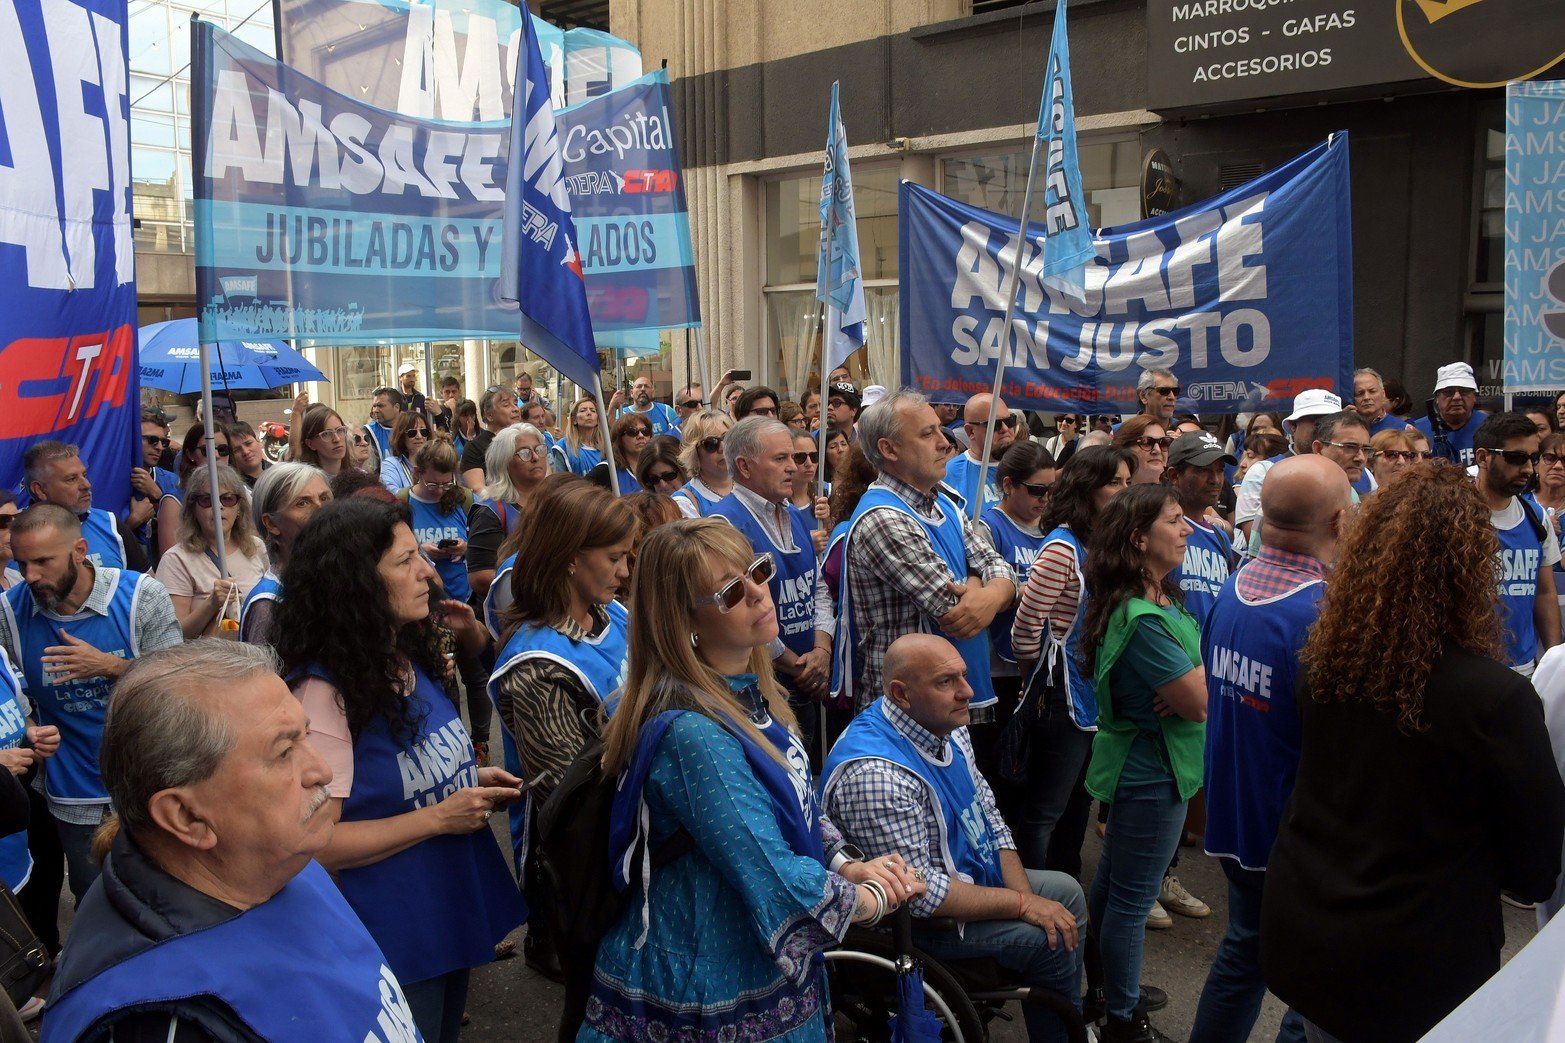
[154,541,268,631]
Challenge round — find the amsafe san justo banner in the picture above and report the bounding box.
[899,135,1354,415]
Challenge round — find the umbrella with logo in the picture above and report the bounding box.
[138,318,326,393]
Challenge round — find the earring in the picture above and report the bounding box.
[569,563,577,575]
[690,633,700,650]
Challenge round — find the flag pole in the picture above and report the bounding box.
[816,306,834,498]
[197,340,228,576]
[593,371,620,495]
[971,118,1046,524]
[691,326,711,406]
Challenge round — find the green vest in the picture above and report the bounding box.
[1085,597,1206,802]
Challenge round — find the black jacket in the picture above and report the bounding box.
[47,831,257,1043]
[1261,646,1565,1043]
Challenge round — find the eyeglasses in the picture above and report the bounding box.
[352,434,367,446]
[647,470,681,485]
[1149,386,1181,397]
[1020,481,1054,497]
[699,436,725,453]
[1416,450,1434,460]
[1377,450,1418,463]
[142,435,171,450]
[679,400,704,409]
[194,443,232,458]
[192,492,240,509]
[696,554,776,613]
[750,405,779,417]
[1543,453,1565,466]
[514,446,541,462]
[968,414,1019,429]
[1324,441,1375,458]
[420,479,457,492]
[1487,449,1542,466]
[791,451,815,465]
[1132,436,1173,450]
[317,425,348,442]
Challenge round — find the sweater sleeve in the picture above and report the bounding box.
[1011,543,1081,662]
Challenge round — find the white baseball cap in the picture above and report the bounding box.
[397,362,417,376]
[1285,388,1342,423]
[861,385,888,408]
[1434,361,1478,392]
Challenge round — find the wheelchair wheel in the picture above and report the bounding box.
[825,946,988,1043]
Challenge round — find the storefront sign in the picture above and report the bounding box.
[1142,148,1180,219]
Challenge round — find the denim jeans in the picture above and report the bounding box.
[1087,779,1186,1020]
[1190,859,1307,1043]
[1011,677,1095,875]
[914,869,1086,1043]
[403,967,471,1043]
[55,817,105,903]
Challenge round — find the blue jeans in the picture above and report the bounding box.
[403,967,471,1043]
[914,869,1086,1043]
[1087,779,1185,1020]
[55,818,104,903]
[1190,859,1307,1043]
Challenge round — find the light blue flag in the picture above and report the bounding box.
[816,81,866,373]
[499,13,599,392]
[1035,2,1095,289]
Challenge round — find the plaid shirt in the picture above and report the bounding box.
[1235,545,1328,602]
[844,474,1011,707]
[822,700,1015,917]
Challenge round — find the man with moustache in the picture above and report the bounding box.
[0,506,182,904]
[44,641,423,1042]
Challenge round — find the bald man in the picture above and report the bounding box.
[821,634,1085,1043]
[945,394,1018,514]
[1189,455,1350,1043]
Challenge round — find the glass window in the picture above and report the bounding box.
[1476,126,1504,288]
[764,165,900,286]
[334,347,393,408]
[131,111,176,148]
[129,7,172,75]
[941,139,1143,229]
[763,285,899,399]
[131,74,173,112]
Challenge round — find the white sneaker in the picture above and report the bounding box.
[1159,874,1211,918]
[1145,899,1173,930]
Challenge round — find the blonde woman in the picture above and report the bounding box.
[671,410,733,518]
[154,465,268,638]
[550,398,604,476]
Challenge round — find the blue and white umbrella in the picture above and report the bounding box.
[138,318,326,393]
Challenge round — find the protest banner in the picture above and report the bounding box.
[1504,79,1565,394]
[900,135,1354,415]
[0,0,138,510]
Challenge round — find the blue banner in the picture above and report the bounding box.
[1504,79,1565,394]
[816,81,865,372]
[900,136,1354,415]
[0,0,138,511]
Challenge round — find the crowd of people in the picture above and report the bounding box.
[4,358,1565,1043]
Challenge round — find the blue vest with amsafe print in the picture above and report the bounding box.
[712,493,820,658]
[820,698,1005,889]
[297,663,526,986]
[41,861,425,1043]
[407,494,471,602]
[1173,518,1233,627]
[980,507,1047,664]
[1496,497,1547,669]
[1,570,140,803]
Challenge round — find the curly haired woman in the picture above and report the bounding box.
[1260,462,1565,1043]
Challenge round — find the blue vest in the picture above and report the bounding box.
[1365,413,1408,438]
[1174,518,1233,627]
[407,494,471,603]
[321,664,527,985]
[615,469,642,494]
[0,651,30,890]
[381,455,413,493]
[483,552,518,640]
[839,488,997,709]
[1040,526,1098,729]
[820,699,1005,889]
[240,570,282,640]
[364,420,393,459]
[42,861,425,1043]
[1412,411,1487,467]
[619,402,680,436]
[1201,567,1323,870]
[979,508,1047,664]
[81,507,126,570]
[672,481,724,517]
[943,453,1000,514]
[2,570,140,804]
[472,496,523,540]
[1351,469,1373,497]
[1496,497,1547,668]
[549,443,602,476]
[711,494,819,658]
[132,468,182,552]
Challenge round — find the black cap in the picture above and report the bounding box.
[827,382,862,410]
[1167,431,1236,469]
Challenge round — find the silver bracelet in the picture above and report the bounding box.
[858,879,889,927]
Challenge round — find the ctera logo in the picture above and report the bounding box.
[1186,380,1270,403]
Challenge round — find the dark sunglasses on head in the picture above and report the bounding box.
[1132,436,1173,450]
[142,435,171,450]
[697,554,776,613]
[1489,448,1542,466]
[699,436,725,453]
[648,470,681,485]
[192,492,241,509]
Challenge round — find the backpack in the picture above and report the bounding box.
[1519,493,1549,545]
[533,732,692,1043]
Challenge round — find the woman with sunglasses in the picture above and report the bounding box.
[550,398,606,476]
[378,411,432,493]
[154,464,267,638]
[1112,416,1171,486]
[588,415,651,494]
[581,520,921,1043]
[468,423,549,603]
[156,423,232,560]
[672,410,733,518]
[635,439,686,497]
[788,430,832,555]
[1369,429,1419,490]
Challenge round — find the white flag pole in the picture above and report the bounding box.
[197,340,228,576]
[593,371,620,496]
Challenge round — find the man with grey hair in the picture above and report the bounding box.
[0,504,182,908]
[1133,368,1181,425]
[23,441,147,573]
[1352,367,1407,437]
[45,640,423,1041]
[713,417,833,754]
[836,390,1014,724]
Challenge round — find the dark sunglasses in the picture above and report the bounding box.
[192,492,241,509]
[1488,449,1543,466]
[1132,436,1173,450]
[1150,386,1181,397]
[408,427,431,437]
[194,443,231,458]
[697,554,776,613]
[750,405,779,417]
[1377,450,1418,463]
[142,435,171,450]
[680,399,705,409]
[967,414,1019,429]
[791,452,815,465]
[647,470,681,485]
[1020,481,1054,497]
[699,436,725,453]
[625,427,652,438]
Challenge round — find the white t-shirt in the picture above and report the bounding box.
[1493,497,1563,568]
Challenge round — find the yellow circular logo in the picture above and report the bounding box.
[1397,0,1565,88]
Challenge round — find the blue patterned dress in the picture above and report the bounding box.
[580,689,857,1043]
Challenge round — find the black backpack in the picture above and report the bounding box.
[533,732,691,1043]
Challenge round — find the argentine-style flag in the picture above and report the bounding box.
[1036,2,1094,289]
[500,12,599,391]
[816,81,866,374]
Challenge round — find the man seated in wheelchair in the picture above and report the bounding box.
[820,634,1086,1043]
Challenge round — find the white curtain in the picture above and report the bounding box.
[769,291,822,400]
[863,287,899,389]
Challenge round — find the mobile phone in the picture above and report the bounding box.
[437,537,458,548]
[731,369,752,382]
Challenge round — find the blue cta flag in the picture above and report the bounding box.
[500,12,599,392]
[0,0,139,512]
[816,81,866,373]
[1504,79,1565,393]
[1034,2,1094,289]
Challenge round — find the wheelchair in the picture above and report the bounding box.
[824,907,1092,1043]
